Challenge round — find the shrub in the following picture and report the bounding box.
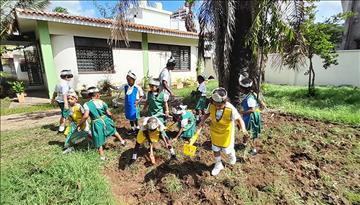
[9,81,25,94]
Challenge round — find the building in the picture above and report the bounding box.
[2,5,198,97]
[340,0,360,49]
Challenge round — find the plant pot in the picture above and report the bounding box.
[16,93,25,103]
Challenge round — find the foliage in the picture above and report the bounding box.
[0,72,17,97]
[52,6,68,14]
[197,0,310,102]
[263,84,360,125]
[8,80,25,94]
[283,4,353,96]
[0,0,50,39]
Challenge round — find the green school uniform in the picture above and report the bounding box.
[147,91,166,123]
[195,96,207,111]
[178,111,196,139]
[85,99,117,148]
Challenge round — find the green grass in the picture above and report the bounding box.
[0,125,116,205]
[173,80,218,104]
[0,96,113,116]
[263,84,360,125]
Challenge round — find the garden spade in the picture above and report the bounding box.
[183,128,202,157]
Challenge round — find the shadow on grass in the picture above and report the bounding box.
[42,124,58,131]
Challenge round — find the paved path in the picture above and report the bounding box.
[1,109,59,132]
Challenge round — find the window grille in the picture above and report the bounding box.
[149,43,191,71]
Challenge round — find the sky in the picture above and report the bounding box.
[47,0,343,22]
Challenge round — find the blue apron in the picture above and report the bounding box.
[125,85,138,121]
[241,93,261,138]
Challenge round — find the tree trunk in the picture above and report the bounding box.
[226,1,256,104]
[308,56,315,96]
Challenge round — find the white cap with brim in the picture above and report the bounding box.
[87,87,100,94]
[239,74,253,88]
[60,70,73,77]
[149,78,160,86]
[172,105,187,115]
[127,70,137,80]
[211,87,227,103]
[146,117,159,130]
[67,89,78,99]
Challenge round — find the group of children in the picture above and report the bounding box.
[52,62,262,176]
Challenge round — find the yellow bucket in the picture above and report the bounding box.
[183,128,201,157]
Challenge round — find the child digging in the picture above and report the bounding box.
[63,90,92,154]
[51,70,73,133]
[198,87,248,176]
[193,74,207,124]
[78,87,126,160]
[108,70,143,135]
[131,116,176,164]
[172,105,196,142]
[238,74,262,155]
[143,78,170,124]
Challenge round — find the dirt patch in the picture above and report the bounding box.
[101,111,360,204]
[1,109,59,131]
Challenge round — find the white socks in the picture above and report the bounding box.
[132,154,137,160]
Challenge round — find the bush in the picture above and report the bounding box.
[8,81,25,94]
[0,72,17,98]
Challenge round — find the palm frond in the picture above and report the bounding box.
[110,0,139,47]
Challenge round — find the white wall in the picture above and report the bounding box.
[148,34,198,84]
[265,50,360,87]
[49,22,198,89]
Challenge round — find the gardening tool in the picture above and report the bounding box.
[183,128,202,157]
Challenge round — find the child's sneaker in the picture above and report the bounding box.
[211,162,224,176]
[118,140,127,147]
[229,154,237,165]
[100,156,108,161]
[250,148,257,156]
[63,147,75,154]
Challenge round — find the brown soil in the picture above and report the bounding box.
[106,111,360,204]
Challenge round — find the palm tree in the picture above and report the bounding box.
[0,0,50,39]
[198,0,307,103]
[109,0,307,102]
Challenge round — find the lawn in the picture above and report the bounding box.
[174,81,360,125]
[0,125,120,204]
[262,84,360,125]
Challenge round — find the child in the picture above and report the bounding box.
[143,78,170,124]
[51,70,73,133]
[194,74,207,123]
[172,105,196,142]
[198,87,248,176]
[131,116,176,164]
[78,87,126,160]
[238,75,262,155]
[109,70,144,135]
[63,90,91,154]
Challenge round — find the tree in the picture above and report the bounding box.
[52,6,68,14]
[184,0,196,32]
[198,0,307,103]
[108,0,307,102]
[285,4,353,96]
[0,0,50,39]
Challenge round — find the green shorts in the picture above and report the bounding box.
[195,96,207,111]
[57,102,70,118]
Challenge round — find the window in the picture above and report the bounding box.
[149,43,191,71]
[74,37,114,73]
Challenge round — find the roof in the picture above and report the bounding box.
[15,8,198,39]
